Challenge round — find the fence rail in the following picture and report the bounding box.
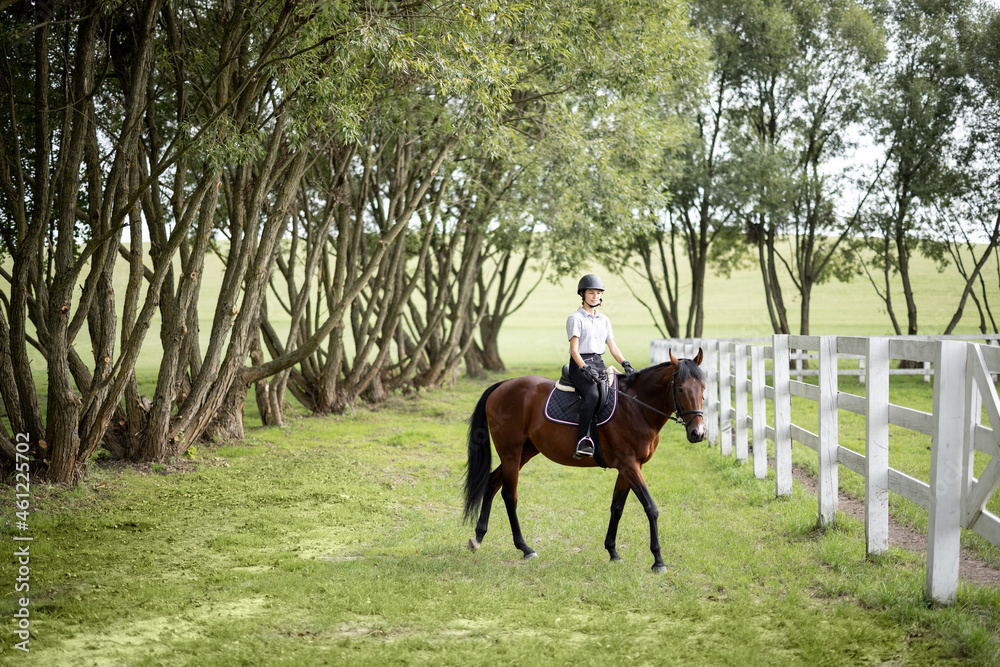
[652,335,1000,383]
[650,335,1000,605]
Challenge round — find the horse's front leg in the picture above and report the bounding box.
[604,473,631,562]
[622,463,665,573]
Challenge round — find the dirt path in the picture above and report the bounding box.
[791,464,1000,588]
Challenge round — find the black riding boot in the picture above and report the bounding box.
[569,359,602,459]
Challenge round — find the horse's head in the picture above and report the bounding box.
[669,348,707,443]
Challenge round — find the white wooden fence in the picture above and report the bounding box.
[651,335,1000,605]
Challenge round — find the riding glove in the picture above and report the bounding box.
[581,365,601,383]
[622,360,636,375]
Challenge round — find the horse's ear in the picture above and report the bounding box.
[694,347,704,365]
[669,349,679,368]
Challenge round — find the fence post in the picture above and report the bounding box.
[719,342,732,457]
[751,345,767,479]
[773,335,793,497]
[865,337,889,558]
[703,341,719,446]
[734,344,749,464]
[818,336,839,527]
[926,340,968,605]
[962,344,985,529]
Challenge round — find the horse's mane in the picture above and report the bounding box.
[620,357,704,390]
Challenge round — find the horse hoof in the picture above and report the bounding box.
[651,564,667,574]
[523,551,539,560]
[609,555,623,563]
[468,538,481,552]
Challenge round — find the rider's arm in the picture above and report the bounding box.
[569,337,586,369]
[606,338,626,367]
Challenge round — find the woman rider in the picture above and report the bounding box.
[566,274,635,459]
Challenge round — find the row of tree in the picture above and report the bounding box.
[611,0,1000,340]
[2,1,998,483]
[0,0,703,481]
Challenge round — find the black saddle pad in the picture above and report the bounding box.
[544,373,618,426]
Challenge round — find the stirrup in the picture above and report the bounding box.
[574,436,595,460]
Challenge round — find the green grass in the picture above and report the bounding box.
[497,245,991,366]
[3,369,1000,666]
[2,242,998,664]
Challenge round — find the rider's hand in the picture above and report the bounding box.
[622,360,636,375]
[582,365,601,383]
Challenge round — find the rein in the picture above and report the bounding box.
[617,375,704,427]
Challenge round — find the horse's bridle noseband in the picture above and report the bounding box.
[668,376,704,426]
[616,375,704,428]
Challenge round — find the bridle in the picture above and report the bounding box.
[616,372,704,428]
[669,375,704,426]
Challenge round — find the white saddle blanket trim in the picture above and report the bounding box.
[555,372,617,393]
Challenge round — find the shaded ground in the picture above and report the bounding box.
[791,464,1000,588]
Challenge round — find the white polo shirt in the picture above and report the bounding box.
[566,307,614,355]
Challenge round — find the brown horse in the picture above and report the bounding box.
[463,349,706,572]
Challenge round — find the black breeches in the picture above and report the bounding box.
[568,355,605,440]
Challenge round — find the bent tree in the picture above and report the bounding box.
[0,0,459,480]
[0,0,186,480]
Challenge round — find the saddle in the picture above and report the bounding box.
[544,365,618,427]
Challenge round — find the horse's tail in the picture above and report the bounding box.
[463,381,504,524]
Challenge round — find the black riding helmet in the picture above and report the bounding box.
[577,274,605,296]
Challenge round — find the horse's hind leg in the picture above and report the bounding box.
[469,442,538,554]
[501,461,536,559]
[604,473,631,562]
[469,467,503,551]
[501,441,539,559]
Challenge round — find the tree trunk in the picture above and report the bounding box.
[942,212,999,335]
[361,370,388,404]
[755,219,790,335]
[480,336,505,372]
[633,229,679,338]
[210,380,248,443]
[251,342,276,427]
[799,279,812,337]
[464,344,486,377]
[896,232,918,337]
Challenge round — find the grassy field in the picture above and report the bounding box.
[2,369,1000,666]
[2,244,999,665]
[495,243,994,366]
